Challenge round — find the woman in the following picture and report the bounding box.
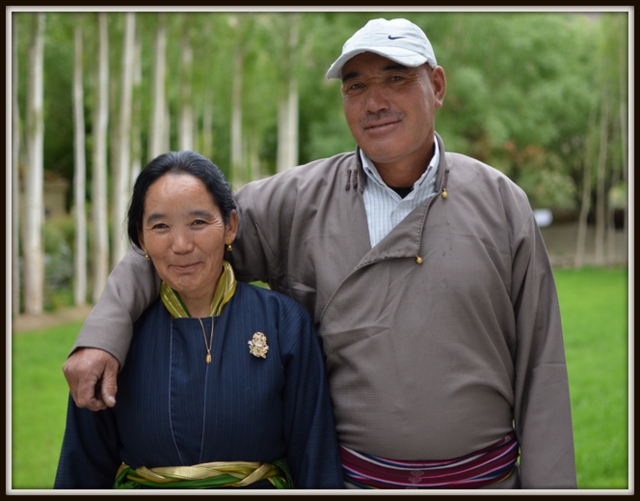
[54,151,344,490]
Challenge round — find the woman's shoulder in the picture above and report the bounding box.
[136,297,168,326]
[235,282,312,321]
[235,281,302,305]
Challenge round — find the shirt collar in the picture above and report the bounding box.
[359,139,440,192]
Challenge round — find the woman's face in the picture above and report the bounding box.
[138,173,237,309]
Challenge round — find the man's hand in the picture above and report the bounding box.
[62,348,119,411]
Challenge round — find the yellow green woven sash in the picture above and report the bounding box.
[114,459,294,489]
[160,260,237,318]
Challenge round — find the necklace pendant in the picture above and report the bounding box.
[198,317,214,365]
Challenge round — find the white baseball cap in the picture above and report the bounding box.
[326,18,437,80]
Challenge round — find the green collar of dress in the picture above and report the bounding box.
[160,260,237,318]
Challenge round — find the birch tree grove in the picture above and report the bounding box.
[111,12,136,267]
[73,22,87,306]
[9,10,629,315]
[23,13,45,315]
[91,13,110,302]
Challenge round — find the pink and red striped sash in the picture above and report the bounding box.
[340,431,518,489]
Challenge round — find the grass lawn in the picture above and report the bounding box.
[11,321,86,490]
[553,266,629,490]
[9,267,629,490]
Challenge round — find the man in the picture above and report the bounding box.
[63,18,577,489]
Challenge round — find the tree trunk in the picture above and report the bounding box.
[111,12,136,267]
[231,44,244,185]
[618,24,628,255]
[575,106,596,268]
[202,94,213,159]
[276,75,299,173]
[73,22,87,306]
[606,164,620,265]
[192,114,199,155]
[249,136,260,181]
[287,72,299,169]
[148,13,167,160]
[12,15,21,315]
[277,95,288,173]
[277,16,299,173]
[594,91,609,266]
[164,101,171,153]
[23,13,45,315]
[92,13,110,302]
[130,31,143,186]
[178,24,194,151]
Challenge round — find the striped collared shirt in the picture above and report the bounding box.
[360,141,440,247]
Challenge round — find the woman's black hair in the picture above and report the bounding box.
[127,151,236,250]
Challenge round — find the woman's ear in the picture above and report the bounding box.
[226,210,238,245]
[138,228,147,257]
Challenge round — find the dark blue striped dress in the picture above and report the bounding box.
[54,282,344,489]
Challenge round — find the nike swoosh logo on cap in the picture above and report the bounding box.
[388,35,406,40]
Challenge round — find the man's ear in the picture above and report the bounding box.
[432,66,446,108]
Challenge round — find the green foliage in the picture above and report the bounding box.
[12,10,628,192]
[42,217,76,311]
[518,169,578,210]
[42,16,76,179]
[303,107,355,162]
[9,267,629,490]
[609,182,627,208]
[436,13,600,175]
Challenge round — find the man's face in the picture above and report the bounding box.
[340,52,445,170]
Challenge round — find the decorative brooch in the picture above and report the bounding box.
[248,332,269,359]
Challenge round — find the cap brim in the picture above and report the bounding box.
[326,47,430,79]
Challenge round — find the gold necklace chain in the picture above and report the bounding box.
[197,317,214,364]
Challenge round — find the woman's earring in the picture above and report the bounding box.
[226,241,232,252]
[144,249,150,260]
